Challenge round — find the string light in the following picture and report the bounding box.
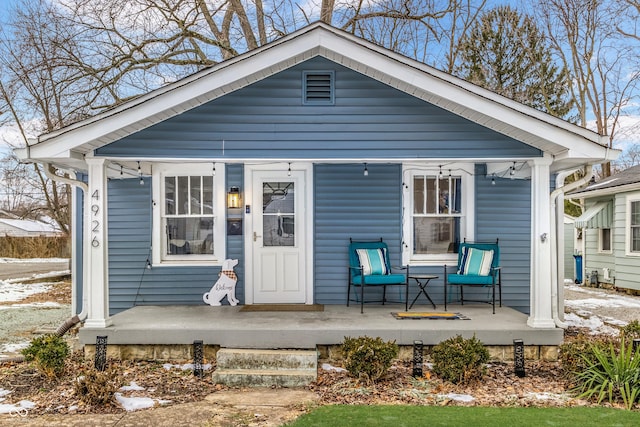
[212,163,216,176]
[510,162,516,180]
[491,174,496,186]
[138,161,144,185]
[287,162,291,176]
[363,163,369,176]
[120,165,123,180]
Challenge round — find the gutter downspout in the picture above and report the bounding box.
[549,165,593,328]
[1,165,88,364]
[43,164,89,332]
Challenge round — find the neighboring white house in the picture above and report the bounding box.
[570,164,640,292]
[0,218,62,237]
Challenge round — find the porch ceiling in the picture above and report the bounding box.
[78,304,563,348]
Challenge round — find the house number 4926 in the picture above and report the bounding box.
[91,190,100,247]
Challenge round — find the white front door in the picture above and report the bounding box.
[246,165,311,304]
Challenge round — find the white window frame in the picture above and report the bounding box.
[625,193,640,256]
[402,163,475,266]
[152,163,226,266]
[598,227,612,254]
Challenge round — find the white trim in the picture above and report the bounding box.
[243,162,314,305]
[84,158,112,328]
[527,155,555,328]
[625,193,640,256]
[402,162,474,266]
[151,163,226,266]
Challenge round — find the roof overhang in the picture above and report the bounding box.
[16,22,617,173]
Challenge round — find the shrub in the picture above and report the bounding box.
[559,333,615,380]
[74,365,122,406]
[342,336,399,383]
[621,320,640,341]
[430,334,489,385]
[573,338,640,410]
[21,334,70,379]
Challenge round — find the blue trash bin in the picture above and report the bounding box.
[573,254,583,284]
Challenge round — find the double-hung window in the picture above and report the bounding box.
[626,194,640,256]
[152,164,226,265]
[403,164,474,265]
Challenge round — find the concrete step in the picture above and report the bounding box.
[213,348,318,387]
[216,348,318,370]
[213,368,317,387]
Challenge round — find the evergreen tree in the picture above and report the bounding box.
[456,5,573,119]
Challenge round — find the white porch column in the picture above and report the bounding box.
[527,155,555,328]
[84,158,111,328]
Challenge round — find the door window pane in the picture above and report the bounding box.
[262,182,295,247]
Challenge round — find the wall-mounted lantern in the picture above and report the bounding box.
[227,186,241,209]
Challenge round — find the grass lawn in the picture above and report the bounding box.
[288,405,640,426]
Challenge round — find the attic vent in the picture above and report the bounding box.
[303,71,334,105]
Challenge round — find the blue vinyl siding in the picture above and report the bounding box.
[314,164,402,305]
[107,178,220,314]
[96,57,540,160]
[226,164,245,302]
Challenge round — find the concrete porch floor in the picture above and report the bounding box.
[79,304,563,350]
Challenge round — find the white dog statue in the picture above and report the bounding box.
[203,259,240,306]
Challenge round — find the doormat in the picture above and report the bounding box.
[240,304,324,312]
[391,311,470,320]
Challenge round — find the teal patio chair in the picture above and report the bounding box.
[444,239,501,314]
[347,238,409,314]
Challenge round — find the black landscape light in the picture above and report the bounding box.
[514,339,525,378]
[413,340,423,378]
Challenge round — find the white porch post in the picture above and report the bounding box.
[84,158,112,328]
[527,155,555,328]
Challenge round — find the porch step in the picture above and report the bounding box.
[213,348,318,387]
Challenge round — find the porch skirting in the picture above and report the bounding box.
[79,305,563,361]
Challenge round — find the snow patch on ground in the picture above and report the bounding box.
[564,313,621,335]
[0,399,36,415]
[162,363,212,371]
[114,393,171,412]
[441,393,474,402]
[120,382,146,391]
[4,272,70,284]
[0,302,62,311]
[565,285,640,309]
[0,282,51,303]
[0,341,29,355]
[322,363,347,372]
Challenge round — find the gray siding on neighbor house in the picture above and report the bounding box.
[314,164,402,305]
[613,192,640,291]
[582,198,616,286]
[96,57,541,160]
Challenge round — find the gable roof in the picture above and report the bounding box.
[570,164,640,198]
[16,22,616,172]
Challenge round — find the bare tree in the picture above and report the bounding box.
[536,0,640,177]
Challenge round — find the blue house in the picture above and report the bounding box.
[16,23,616,354]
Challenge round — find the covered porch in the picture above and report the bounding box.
[78,303,563,360]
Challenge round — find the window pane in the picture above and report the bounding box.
[166,217,214,255]
[438,177,449,214]
[413,217,459,254]
[413,177,424,214]
[426,177,437,214]
[262,182,295,247]
[177,176,188,215]
[631,201,640,225]
[165,177,175,215]
[202,176,213,215]
[190,176,201,214]
[632,227,640,252]
[601,228,611,251]
[451,177,462,213]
